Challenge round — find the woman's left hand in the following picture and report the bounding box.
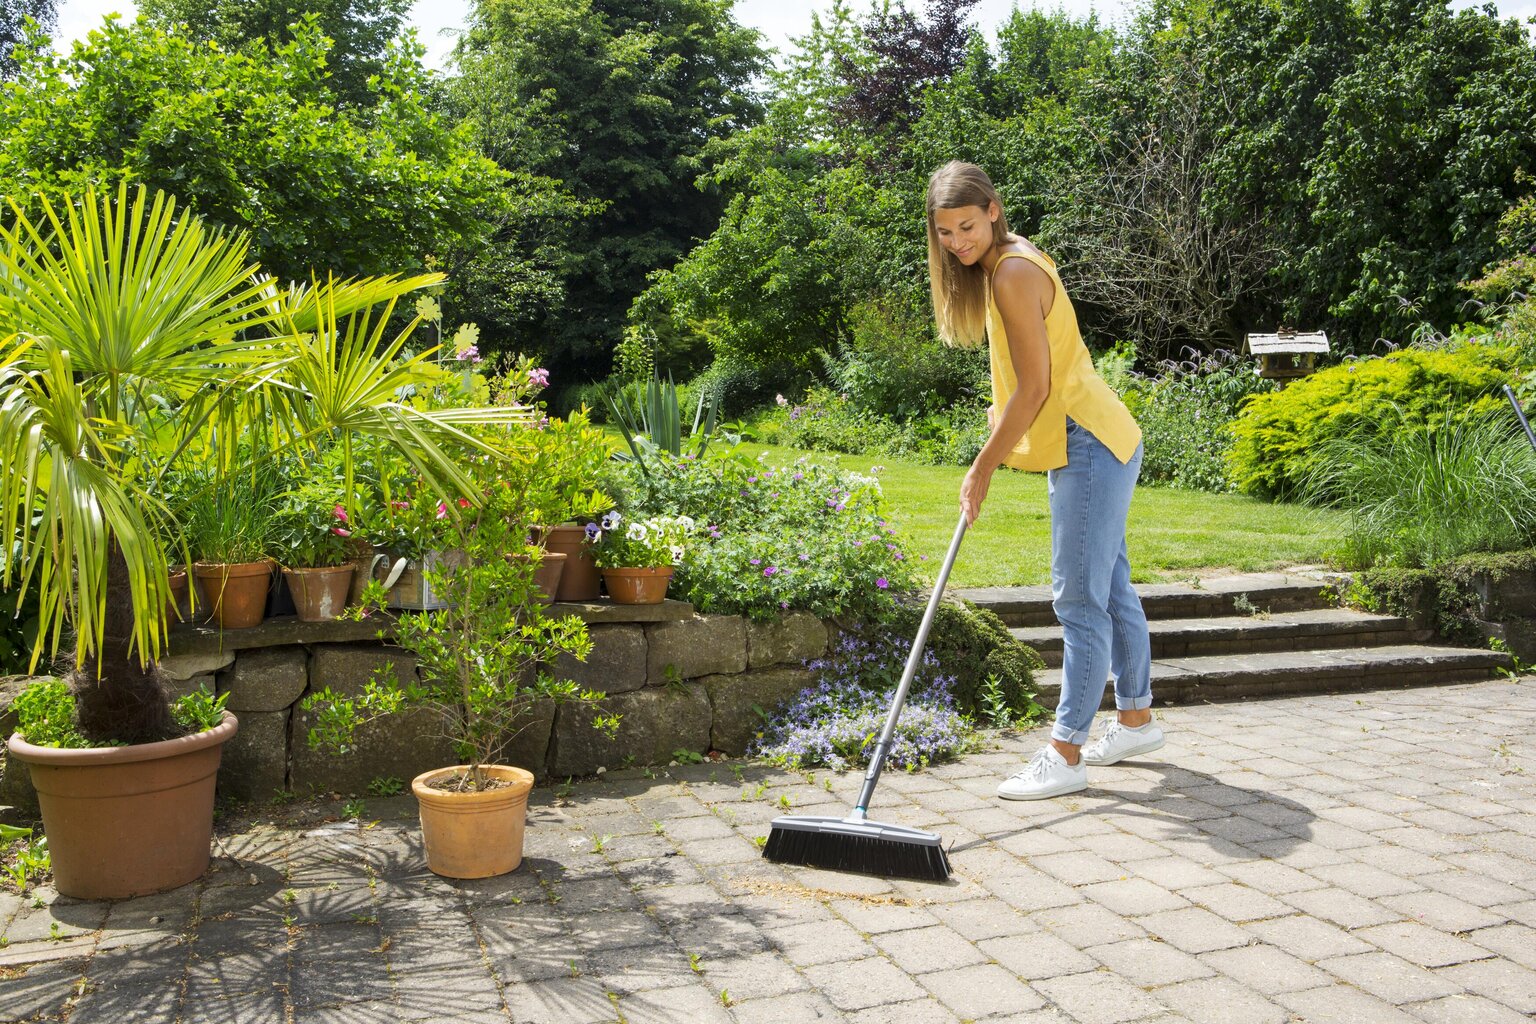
[960,462,994,526]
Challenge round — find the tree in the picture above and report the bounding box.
[0,0,54,80]
[447,0,767,377]
[138,0,411,108]
[0,17,506,283]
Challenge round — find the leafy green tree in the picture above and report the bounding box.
[0,0,52,79]
[447,0,767,375]
[138,0,410,108]
[0,17,506,283]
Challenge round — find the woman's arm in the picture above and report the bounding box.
[960,257,1054,524]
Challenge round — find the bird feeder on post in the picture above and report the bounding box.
[1244,327,1329,387]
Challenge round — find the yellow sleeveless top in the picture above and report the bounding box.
[987,248,1141,472]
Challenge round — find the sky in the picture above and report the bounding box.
[51,0,1536,71]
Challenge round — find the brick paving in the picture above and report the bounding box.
[2,677,1534,1023]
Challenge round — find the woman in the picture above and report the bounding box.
[926,161,1163,800]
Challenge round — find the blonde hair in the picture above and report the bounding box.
[926,161,1011,348]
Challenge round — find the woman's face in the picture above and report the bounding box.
[932,202,998,266]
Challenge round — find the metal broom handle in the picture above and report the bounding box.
[852,512,969,817]
[1505,385,1536,454]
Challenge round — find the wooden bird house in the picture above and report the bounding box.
[1244,328,1329,383]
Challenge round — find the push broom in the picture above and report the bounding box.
[762,512,969,882]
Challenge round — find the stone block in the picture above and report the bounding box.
[0,675,36,739]
[494,699,557,779]
[0,748,39,818]
[218,709,289,803]
[157,650,234,681]
[646,615,746,684]
[702,667,815,755]
[746,611,829,669]
[552,624,645,694]
[307,643,417,698]
[288,704,456,796]
[219,647,307,712]
[551,682,710,776]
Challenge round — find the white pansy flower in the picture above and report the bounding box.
[626,523,649,541]
[670,545,685,563]
[601,511,622,531]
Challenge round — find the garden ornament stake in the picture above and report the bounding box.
[762,513,967,882]
[1504,385,1536,454]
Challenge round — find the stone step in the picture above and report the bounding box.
[1032,644,1514,709]
[957,572,1338,628]
[1011,608,1428,668]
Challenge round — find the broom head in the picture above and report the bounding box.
[762,814,950,881]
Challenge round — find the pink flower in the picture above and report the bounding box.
[390,500,409,511]
[332,527,351,537]
[529,367,550,388]
[333,505,348,523]
[436,501,449,519]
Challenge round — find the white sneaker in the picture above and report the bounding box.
[997,746,1088,801]
[1082,718,1165,766]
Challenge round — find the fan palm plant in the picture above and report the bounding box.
[0,183,531,745]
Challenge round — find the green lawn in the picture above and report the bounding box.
[737,442,1348,587]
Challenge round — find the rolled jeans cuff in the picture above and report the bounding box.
[1051,722,1092,746]
[1116,694,1153,711]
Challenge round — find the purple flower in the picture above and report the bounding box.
[876,577,889,589]
[747,476,758,484]
[750,558,761,566]
[584,523,600,541]
[456,345,481,363]
[529,367,550,388]
[763,567,778,577]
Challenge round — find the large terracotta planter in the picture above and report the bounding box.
[193,560,272,629]
[543,524,601,601]
[412,765,534,878]
[601,566,673,605]
[7,712,238,900]
[167,568,189,623]
[282,565,355,622]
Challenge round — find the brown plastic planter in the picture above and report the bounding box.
[7,712,239,900]
[412,765,534,878]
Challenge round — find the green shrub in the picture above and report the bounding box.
[755,387,988,466]
[1132,349,1276,492]
[679,358,806,421]
[882,599,1045,723]
[1227,343,1526,499]
[1347,548,1536,646]
[1303,411,1536,568]
[829,296,990,421]
[611,448,917,622]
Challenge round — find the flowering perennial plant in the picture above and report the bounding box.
[591,512,693,569]
[751,631,977,771]
[614,450,916,621]
[270,481,355,568]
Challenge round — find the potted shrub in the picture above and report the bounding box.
[592,512,693,604]
[272,483,357,621]
[303,494,618,878]
[0,185,533,898]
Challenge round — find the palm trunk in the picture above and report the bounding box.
[72,542,176,745]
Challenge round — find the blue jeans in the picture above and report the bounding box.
[1047,419,1151,745]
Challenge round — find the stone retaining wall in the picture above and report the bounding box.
[1,601,832,813]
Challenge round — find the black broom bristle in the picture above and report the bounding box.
[764,822,951,881]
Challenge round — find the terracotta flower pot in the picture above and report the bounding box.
[601,566,673,605]
[543,524,601,601]
[7,711,239,900]
[412,765,535,878]
[282,565,355,622]
[167,568,189,623]
[532,551,566,604]
[193,560,272,629]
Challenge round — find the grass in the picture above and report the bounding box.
[738,442,1348,587]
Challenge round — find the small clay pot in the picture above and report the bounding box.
[192,560,273,629]
[532,551,566,604]
[282,565,355,622]
[167,568,189,624]
[600,566,673,605]
[412,765,535,879]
